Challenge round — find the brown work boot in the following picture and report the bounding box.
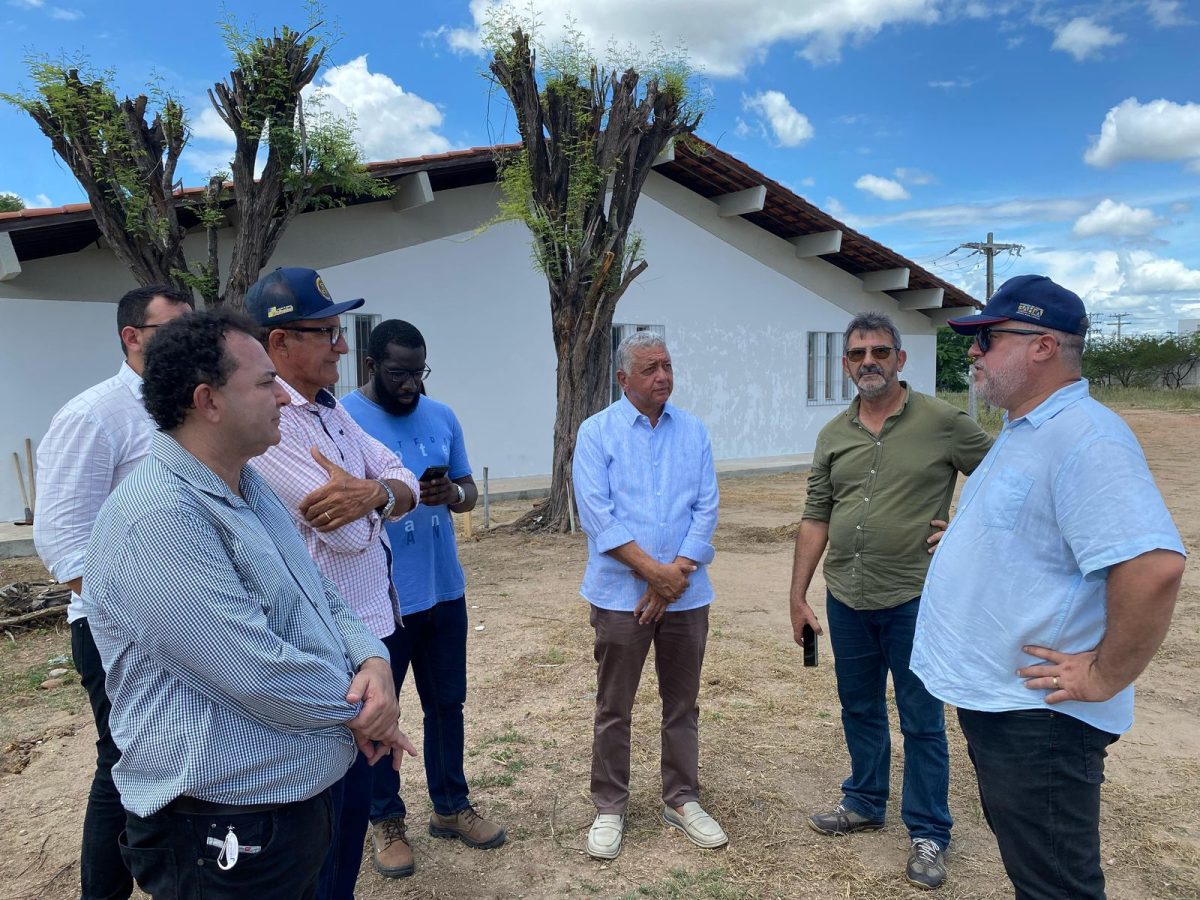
[371,817,414,878]
[428,805,506,849]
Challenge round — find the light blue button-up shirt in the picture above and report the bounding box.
[912,380,1185,735]
[572,395,718,612]
[83,433,388,816]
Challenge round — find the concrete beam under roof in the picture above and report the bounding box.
[391,171,434,212]
[859,267,910,292]
[653,139,675,167]
[0,233,21,282]
[716,185,766,218]
[895,287,945,310]
[790,229,843,258]
[923,306,969,327]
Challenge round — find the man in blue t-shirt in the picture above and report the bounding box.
[342,320,506,879]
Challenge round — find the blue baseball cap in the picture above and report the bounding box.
[245,267,364,326]
[947,274,1088,336]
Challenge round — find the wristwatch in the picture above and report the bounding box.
[453,483,466,506]
[376,479,397,518]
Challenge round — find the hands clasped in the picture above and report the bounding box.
[634,558,697,625]
[345,657,417,771]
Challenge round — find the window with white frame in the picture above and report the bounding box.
[334,313,381,397]
[611,323,666,402]
[807,331,855,405]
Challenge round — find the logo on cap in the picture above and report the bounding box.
[267,305,295,318]
[315,276,332,300]
[1016,303,1044,319]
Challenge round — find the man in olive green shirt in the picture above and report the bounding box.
[789,312,991,891]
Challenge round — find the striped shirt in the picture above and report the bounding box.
[251,379,419,638]
[33,363,153,623]
[573,395,719,612]
[83,432,387,817]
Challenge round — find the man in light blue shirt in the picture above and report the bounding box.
[912,275,1186,900]
[84,311,415,900]
[572,331,725,860]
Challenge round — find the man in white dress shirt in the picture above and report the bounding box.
[34,284,193,900]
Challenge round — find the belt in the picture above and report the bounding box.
[165,796,292,817]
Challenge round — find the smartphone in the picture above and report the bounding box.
[419,464,449,482]
[802,625,818,667]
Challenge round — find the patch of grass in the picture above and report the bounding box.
[545,646,566,664]
[470,772,516,789]
[621,868,749,900]
[1091,385,1200,410]
[477,724,530,747]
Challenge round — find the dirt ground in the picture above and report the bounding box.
[1,408,1197,900]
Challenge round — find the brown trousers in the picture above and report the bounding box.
[589,603,710,814]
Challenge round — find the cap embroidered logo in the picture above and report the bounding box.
[315,276,332,300]
[1015,303,1044,319]
[267,304,295,318]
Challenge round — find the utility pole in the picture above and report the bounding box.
[956,232,1024,419]
[1110,312,1130,341]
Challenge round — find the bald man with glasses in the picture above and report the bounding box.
[789,312,992,890]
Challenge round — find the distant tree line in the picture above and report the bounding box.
[936,327,1200,391]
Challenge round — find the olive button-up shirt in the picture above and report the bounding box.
[802,385,993,610]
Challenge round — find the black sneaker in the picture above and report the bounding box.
[906,837,946,889]
[807,803,885,836]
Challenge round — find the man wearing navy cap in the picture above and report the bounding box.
[245,267,421,900]
[911,275,1186,899]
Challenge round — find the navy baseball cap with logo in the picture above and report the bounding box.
[244,267,365,327]
[947,274,1089,337]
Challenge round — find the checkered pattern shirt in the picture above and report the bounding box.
[34,363,154,623]
[83,432,387,817]
[250,379,418,638]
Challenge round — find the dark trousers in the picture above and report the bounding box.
[590,603,709,814]
[370,597,471,822]
[315,753,372,900]
[72,618,133,900]
[958,708,1118,900]
[827,593,952,847]
[121,791,332,900]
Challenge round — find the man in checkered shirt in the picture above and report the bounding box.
[245,267,424,900]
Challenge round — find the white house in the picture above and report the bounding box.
[0,139,978,521]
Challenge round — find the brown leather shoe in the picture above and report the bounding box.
[428,805,506,849]
[371,817,414,878]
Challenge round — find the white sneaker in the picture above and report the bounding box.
[662,802,728,849]
[586,813,625,859]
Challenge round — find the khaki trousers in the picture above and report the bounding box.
[589,603,709,814]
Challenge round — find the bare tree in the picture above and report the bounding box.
[487,26,702,531]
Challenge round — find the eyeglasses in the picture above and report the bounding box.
[282,324,344,345]
[380,365,432,384]
[845,346,895,362]
[975,327,1049,353]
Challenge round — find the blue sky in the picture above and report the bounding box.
[3,0,1199,333]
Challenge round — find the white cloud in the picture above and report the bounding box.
[1072,199,1161,239]
[1125,251,1200,292]
[1084,97,1200,169]
[444,0,941,75]
[1147,1,1186,27]
[741,90,813,147]
[49,6,81,19]
[0,189,53,209]
[852,196,1090,229]
[7,0,45,7]
[855,173,909,201]
[305,55,451,161]
[893,166,934,185]
[1051,17,1124,61]
[928,76,974,89]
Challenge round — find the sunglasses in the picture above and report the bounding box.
[846,346,895,362]
[975,327,1049,353]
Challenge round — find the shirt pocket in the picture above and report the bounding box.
[980,467,1034,530]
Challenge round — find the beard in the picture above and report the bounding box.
[372,373,420,417]
[853,365,893,399]
[976,359,1025,409]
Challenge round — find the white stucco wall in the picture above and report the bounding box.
[0,174,944,520]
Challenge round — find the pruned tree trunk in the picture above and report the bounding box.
[489,28,700,532]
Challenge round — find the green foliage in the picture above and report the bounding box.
[0,193,24,212]
[935,327,972,391]
[1083,332,1200,388]
[622,868,749,900]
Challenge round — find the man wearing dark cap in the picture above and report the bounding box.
[911,275,1186,899]
[245,267,420,900]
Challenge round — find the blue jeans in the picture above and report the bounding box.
[827,592,952,847]
[958,708,1118,900]
[73,619,134,900]
[315,753,372,900]
[370,597,470,822]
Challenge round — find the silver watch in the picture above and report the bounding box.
[453,483,466,506]
[376,479,397,518]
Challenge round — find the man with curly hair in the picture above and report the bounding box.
[83,310,415,900]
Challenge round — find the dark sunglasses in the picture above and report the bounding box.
[846,346,895,362]
[975,327,1048,353]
